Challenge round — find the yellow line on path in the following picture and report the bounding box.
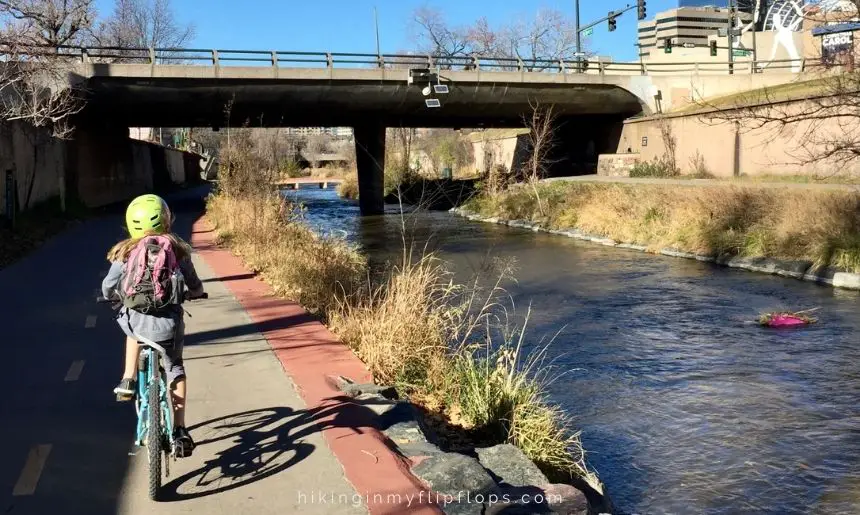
[12,444,52,496]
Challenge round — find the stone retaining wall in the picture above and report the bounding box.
[596,153,640,178]
[451,207,860,291]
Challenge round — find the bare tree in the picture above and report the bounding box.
[389,127,416,173]
[412,7,469,61]
[95,0,194,60]
[657,115,678,174]
[411,5,584,70]
[522,101,558,215]
[305,133,332,170]
[0,1,93,132]
[505,9,579,71]
[0,0,95,47]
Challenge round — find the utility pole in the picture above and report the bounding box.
[727,0,735,74]
[575,0,581,56]
[374,6,381,57]
[751,0,758,72]
[574,0,582,72]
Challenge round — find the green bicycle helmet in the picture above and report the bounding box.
[125,194,171,238]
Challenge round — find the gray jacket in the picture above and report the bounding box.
[101,257,204,342]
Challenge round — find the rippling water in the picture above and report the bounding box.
[287,188,860,514]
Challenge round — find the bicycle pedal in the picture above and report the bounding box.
[115,393,134,402]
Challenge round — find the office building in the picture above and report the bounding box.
[638,5,753,57]
[676,0,757,12]
[284,127,353,138]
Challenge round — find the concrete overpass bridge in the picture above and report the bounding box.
[40,47,815,214]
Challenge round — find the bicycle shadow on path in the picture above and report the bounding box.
[159,395,403,502]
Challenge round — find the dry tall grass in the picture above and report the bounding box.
[207,194,366,315]
[469,182,860,272]
[336,174,360,200]
[207,140,603,493]
[208,133,365,316]
[330,251,603,492]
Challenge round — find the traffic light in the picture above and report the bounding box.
[637,0,646,20]
[608,14,617,32]
[664,38,672,54]
[710,40,717,56]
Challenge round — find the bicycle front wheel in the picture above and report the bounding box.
[147,354,162,501]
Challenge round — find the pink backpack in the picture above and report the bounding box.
[119,235,181,313]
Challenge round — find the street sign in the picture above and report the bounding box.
[732,49,751,57]
[683,43,696,48]
[583,27,594,37]
[573,52,586,57]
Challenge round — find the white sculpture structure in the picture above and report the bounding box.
[733,0,807,73]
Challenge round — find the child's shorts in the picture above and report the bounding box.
[145,335,185,385]
[116,313,186,384]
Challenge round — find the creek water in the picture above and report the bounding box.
[287,187,860,515]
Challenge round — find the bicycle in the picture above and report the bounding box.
[98,291,207,501]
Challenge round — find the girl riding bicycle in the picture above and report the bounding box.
[101,194,204,457]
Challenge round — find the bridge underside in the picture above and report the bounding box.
[79,75,645,216]
[82,78,645,128]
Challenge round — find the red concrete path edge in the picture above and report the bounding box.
[190,218,441,515]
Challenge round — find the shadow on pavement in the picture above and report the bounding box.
[161,397,379,501]
[184,314,329,346]
[202,272,257,283]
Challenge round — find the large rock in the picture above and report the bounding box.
[476,444,548,487]
[542,483,589,515]
[413,452,499,499]
[383,418,428,445]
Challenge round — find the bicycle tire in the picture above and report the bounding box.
[147,353,162,501]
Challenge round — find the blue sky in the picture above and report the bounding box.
[93,0,683,62]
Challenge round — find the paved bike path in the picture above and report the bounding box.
[0,190,365,514]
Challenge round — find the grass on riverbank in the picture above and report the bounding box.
[336,174,359,199]
[467,181,860,273]
[207,193,366,316]
[206,179,602,491]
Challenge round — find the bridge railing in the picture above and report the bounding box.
[0,44,830,76]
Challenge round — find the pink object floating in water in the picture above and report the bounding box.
[767,315,809,327]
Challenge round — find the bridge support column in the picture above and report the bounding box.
[354,124,385,216]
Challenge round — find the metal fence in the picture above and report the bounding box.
[0,44,829,76]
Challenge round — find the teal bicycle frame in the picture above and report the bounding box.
[134,337,174,448]
[133,335,177,500]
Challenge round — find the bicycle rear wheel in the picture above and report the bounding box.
[147,353,162,501]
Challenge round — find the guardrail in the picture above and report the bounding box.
[0,44,829,76]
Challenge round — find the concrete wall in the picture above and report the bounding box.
[0,121,201,216]
[615,99,860,177]
[467,129,533,176]
[0,121,66,214]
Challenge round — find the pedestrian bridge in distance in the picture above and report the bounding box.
[57,47,815,128]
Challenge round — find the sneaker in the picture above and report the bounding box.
[113,378,136,401]
[173,426,195,458]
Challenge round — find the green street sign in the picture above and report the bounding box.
[583,27,594,37]
[733,49,751,57]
